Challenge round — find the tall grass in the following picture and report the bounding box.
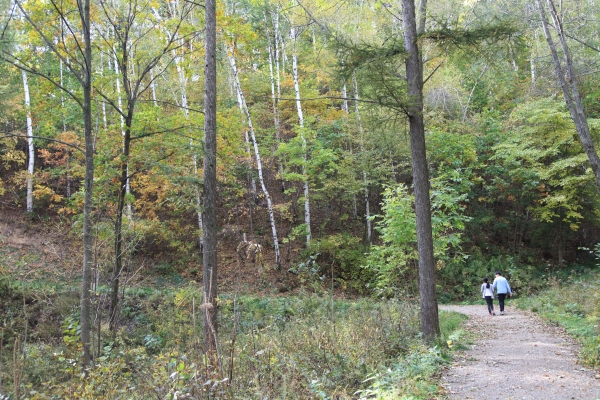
[0,283,467,399]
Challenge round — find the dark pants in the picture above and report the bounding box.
[485,296,494,314]
[498,293,507,312]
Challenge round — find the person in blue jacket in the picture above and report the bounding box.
[492,271,512,315]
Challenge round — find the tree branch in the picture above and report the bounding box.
[0,133,84,153]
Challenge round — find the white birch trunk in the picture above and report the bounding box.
[228,45,258,203]
[291,26,311,244]
[266,22,285,191]
[22,70,34,213]
[113,49,132,215]
[341,80,357,218]
[60,59,67,132]
[341,82,349,113]
[150,68,158,107]
[274,11,283,101]
[228,45,281,265]
[100,55,108,131]
[276,10,288,71]
[352,74,371,243]
[530,29,537,84]
[462,64,488,122]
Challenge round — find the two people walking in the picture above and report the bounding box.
[481,271,512,316]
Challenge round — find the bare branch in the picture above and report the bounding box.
[0,133,84,153]
[272,95,379,104]
[423,62,443,85]
[137,98,205,113]
[132,125,195,141]
[0,54,83,109]
[13,0,84,85]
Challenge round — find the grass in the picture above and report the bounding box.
[516,271,600,368]
[0,247,470,399]
[0,277,470,399]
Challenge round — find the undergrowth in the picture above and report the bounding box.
[0,280,467,399]
[517,270,600,368]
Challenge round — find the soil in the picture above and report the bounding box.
[439,304,600,400]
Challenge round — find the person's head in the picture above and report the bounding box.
[483,278,489,283]
[495,271,502,277]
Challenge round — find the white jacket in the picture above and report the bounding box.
[481,283,494,298]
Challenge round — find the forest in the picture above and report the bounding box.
[1,0,599,398]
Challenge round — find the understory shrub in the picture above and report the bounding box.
[0,286,467,399]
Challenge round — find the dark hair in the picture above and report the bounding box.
[483,277,490,288]
[495,271,502,276]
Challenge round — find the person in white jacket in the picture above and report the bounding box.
[481,278,495,316]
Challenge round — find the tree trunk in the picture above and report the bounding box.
[22,70,34,214]
[13,0,95,369]
[352,74,371,244]
[537,0,600,188]
[266,20,285,193]
[80,0,94,368]
[113,48,132,217]
[202,0,218,355]
[229,45,258,232]
[291,26,311,245]
[100,54,108,131]
[557,209,564,268]
[227,45,281,266]
[108,110,132,334]
[402,0,440,341]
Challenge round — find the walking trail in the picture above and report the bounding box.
[439,304,600,400]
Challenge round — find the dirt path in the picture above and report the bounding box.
[440,304,600,400]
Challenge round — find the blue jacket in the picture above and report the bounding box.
[492,276,512,295]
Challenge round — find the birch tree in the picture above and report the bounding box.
[266,8,285,192]
[290,23,312,245]
[21,70,33,213]
[227,43,281,265]
[352,74,372,244]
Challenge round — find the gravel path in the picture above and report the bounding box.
[439,304,600,400]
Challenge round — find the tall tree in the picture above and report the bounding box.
[402,0,440,340]
[290,23,312,245]
[2,0,95,366]
[536,0,600,188]
[202,0,218,354]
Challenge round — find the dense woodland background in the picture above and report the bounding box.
[1,0,600,397]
